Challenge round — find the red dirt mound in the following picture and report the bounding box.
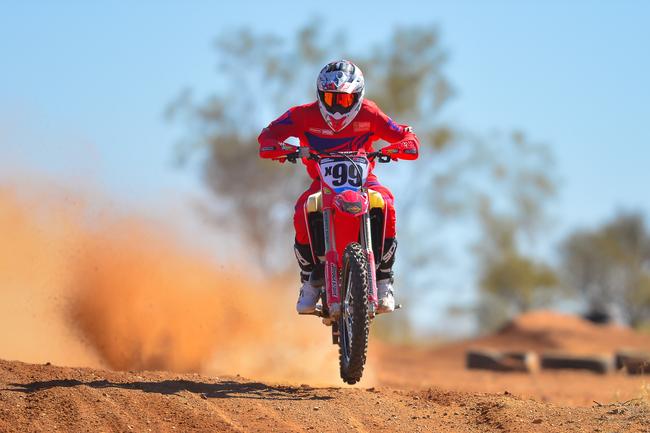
[486,310,650,354]
[373,311,650,406]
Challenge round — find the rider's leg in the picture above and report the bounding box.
[377,237,397,281]
[376,237,397,312]
[294,241,320,313]
[294,241,314,283]
[293,181,321,314]
[366,176,398,312]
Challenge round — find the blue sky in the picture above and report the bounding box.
[1,1,649,332]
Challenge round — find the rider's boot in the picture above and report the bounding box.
[376,238,397,313]
[294,242,320,314]
[377,279,395,313]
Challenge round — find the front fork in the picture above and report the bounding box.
[323,209,340,311]
[362,212,378,315]
[323,205,378,317]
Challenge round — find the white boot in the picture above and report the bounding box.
[296,280,321,314]
[377,279,395,313]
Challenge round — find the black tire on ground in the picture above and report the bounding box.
[466,349,539,373]
[338,243,370,385]
[615,350,650,375]
[540,353,614,374]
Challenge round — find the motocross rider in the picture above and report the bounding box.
[258,60,419,315]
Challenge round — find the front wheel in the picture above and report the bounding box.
[339,243,370,384]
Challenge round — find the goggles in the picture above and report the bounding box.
[319,91,360,113]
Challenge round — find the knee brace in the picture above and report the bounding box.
[294,242,315,282]
[376,238,397,281]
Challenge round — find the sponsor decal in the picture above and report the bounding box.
[382,241,397,263]
[353,122,370,132]
[323,212,331,249]
[309,127,334,136]
[330,264,338,298]
[294,246,312,267]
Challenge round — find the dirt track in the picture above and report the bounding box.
[3,186,650,431]
[374,311,650,407]
[2,358,650,433]
[2,312,650,433]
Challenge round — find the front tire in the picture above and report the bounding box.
[339,243,370,384]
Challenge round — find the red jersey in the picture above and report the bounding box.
[258,99,419,180]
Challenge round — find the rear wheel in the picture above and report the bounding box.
[339,243,370,384]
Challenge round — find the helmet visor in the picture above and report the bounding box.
[319,91,360,114]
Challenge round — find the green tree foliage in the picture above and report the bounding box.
[167,24,339,269]
[416,127,559,332]
[560,212,650,327]
[477,208,557,314]
[168,22,454,270]
[170,21,559,336]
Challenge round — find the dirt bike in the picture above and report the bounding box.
[270,141,415,384]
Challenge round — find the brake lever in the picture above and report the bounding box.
[378,154,392,163]
[366,151,380,161]
[368,152,392,163]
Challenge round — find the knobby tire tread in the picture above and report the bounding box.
[339,243,370,384]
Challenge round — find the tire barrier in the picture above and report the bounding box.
[539,353,614,374]
[615,350,650,375]
[466,349,539,373]
[464,349,634,374]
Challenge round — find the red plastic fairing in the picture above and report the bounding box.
[332,210,361,266]
[333,190,369,217]
[381,140,419,160]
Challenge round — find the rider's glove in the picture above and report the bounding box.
[381,140,418,160]
[259,139,294,160]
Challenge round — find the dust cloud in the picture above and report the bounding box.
[0,182,366,385]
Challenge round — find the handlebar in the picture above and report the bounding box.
[281,149,392,164]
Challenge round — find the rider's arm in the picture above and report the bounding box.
[258,108,301,159]
[372,104,419,160]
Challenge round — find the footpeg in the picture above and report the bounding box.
[376,303,402,315]
[298,305,323,317]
